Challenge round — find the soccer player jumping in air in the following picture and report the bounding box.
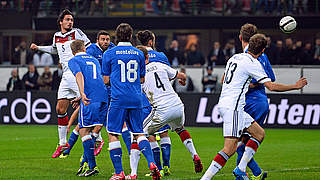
[30,9,91,158]
[201,34,307,180]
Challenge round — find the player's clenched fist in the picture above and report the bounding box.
[30,43,38,51]
[295,77,308,89]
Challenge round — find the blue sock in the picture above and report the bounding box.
[109,141,123,174]
[82,135,96,169]
[237,143,261,176]
[150,141,162,170]
[122,129,131,155]
[64,130,79,155]
[81,153,87,166]
[160,137,171,167]
[138,136,155,167]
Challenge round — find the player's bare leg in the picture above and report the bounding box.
[201,138,238,180]
[52,99,70,158]
[175,126,203,173]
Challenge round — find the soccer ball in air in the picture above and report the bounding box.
[279,16,297,33]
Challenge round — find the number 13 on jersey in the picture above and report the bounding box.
[118,60,138,82]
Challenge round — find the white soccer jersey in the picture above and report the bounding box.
[218,53,271,110]
[142,62,182,109]
[53,28,90,73]
[39,28,90,73]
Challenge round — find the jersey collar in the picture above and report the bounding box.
[146,47,153,51]
[95,43,103,51]
[118,42,132,46]
[75,52,87,56]
[243,45,249,53]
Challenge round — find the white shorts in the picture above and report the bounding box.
[143,104,185,135]
[218,107,254,138]
[57,72,80,100]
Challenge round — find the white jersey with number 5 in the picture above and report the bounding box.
[52,28,90,74]
[218,53,271,110]
[142,62,182,109]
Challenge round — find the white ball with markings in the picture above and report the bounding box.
[279,16,297,33]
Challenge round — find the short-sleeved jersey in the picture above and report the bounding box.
[244,47,275,98]
[53,28,91,73]
[218,53,271,110]
[102,42,145,108]
[146,47,171,66]
[142,62,182,109]
[86,42,115,66]
[68,52,108,103]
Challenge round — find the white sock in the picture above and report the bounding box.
[183,138,197,157]
[97,131,103,141]
[130,149,141,175]
[238,146,256,172]
[150,141,159,150]
[201,161,222,180]
[58,125,67,145]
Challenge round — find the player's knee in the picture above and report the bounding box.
[254,128,265,142]
[56,106,67,115]
[222,147,236,157]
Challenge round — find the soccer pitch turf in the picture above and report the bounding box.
[0,125,319,180]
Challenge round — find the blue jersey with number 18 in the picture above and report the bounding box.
[102,42,145,108]
[68,52,108,103]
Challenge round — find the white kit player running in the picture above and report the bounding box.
[30,9,91,158]
[142,61,203,173]
[201,34,307,180]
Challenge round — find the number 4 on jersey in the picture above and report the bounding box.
[154,72,165,91]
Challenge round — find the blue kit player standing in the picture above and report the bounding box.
[68,40,108,177]
[102,23,161,180]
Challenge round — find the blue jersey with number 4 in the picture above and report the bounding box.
[102,42,145,108]
[68,53,108,103]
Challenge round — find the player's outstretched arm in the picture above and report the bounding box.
[263,77,307,92]
[30,43,58,54]
[75,72,91,106]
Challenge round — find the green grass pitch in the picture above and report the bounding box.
[1,125,319,179]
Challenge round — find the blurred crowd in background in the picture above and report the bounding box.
[0,0,319,17]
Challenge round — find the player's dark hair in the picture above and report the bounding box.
[115,23,133,43]
[97,30,110,40]
[136,30,154,46]
[136,45,148,59]
[57,9,74,28]
[70,40,85,54]
[248,34,267,55]
[240,23,258,43]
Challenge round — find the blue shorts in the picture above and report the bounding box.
[79,102,108,129]
[107,106,144,135]
[244,98,269,127]
[155,124,171,134]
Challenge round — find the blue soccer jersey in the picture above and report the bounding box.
[146,47,171,66]
[86,42,115,66]
[244,51,275,125]
[68,52,108,103]
[102,42,145,108]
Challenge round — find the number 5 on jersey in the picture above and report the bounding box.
[118,60,138,82]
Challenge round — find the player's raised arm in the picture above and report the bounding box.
[263,77,307,92]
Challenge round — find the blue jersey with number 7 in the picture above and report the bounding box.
[101,42,145,108]
[68,52,108,103]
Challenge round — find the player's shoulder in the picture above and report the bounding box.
[73,28,86,36]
